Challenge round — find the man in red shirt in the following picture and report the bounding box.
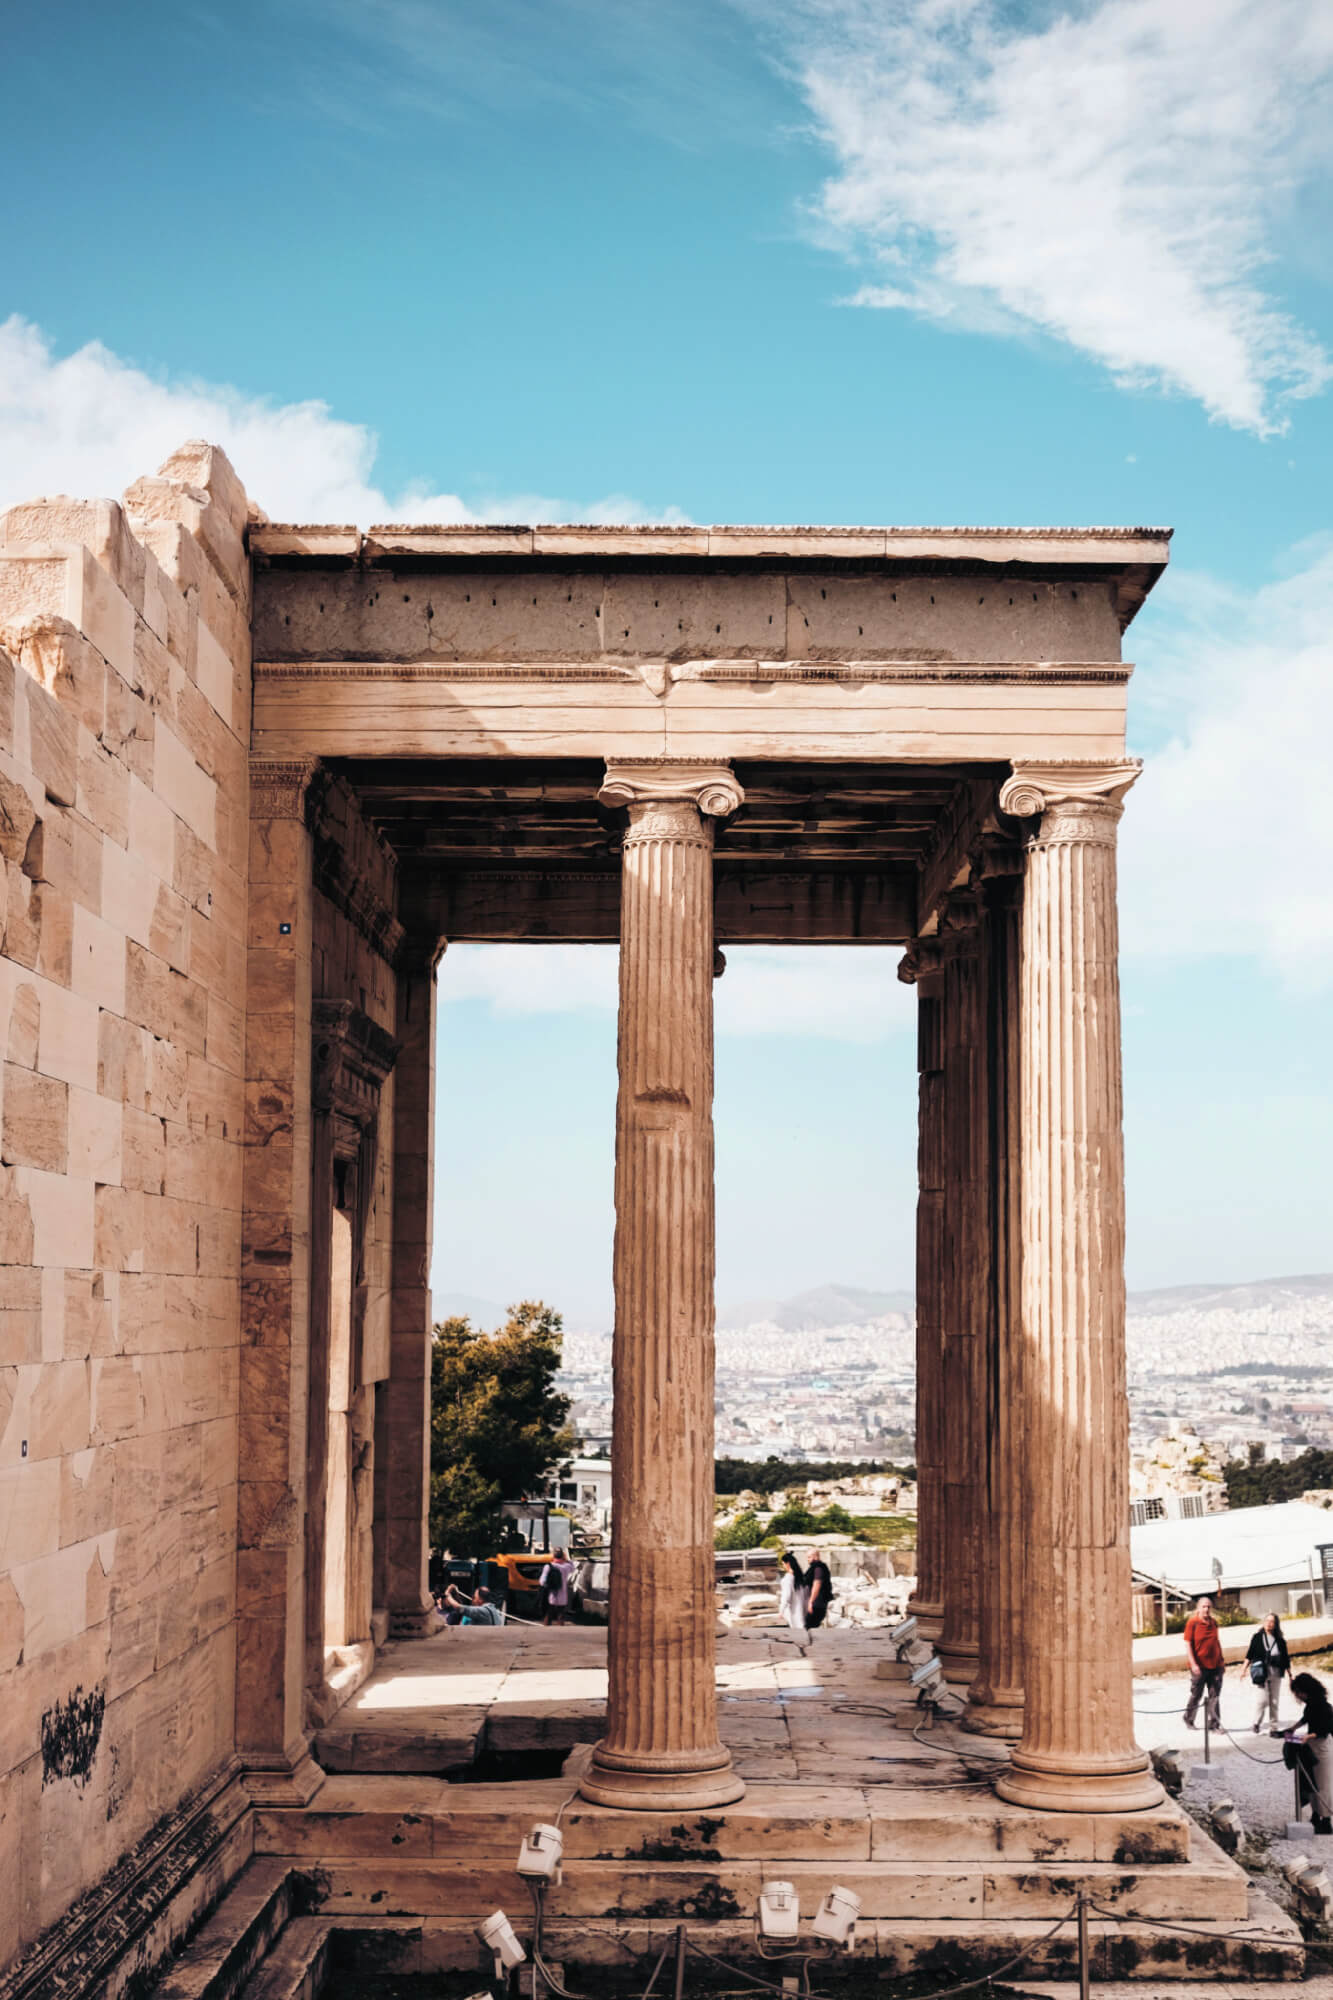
[1183,1596,1225,1730]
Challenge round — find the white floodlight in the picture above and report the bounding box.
[757,1880,801,1940]
[811,1885,862,1949]
[478,1910,526,1973]
[909,1654,944,1695]
[890,1616,918,1651]
[517,1822,564,1882]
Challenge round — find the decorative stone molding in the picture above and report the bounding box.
[311,1001,399,1147]
[0,1761,251,2000]
[249,756,320,820]
[897,937,944,986]
[599,759,744,820]
[939,883,984,943]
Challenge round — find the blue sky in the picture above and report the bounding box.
[3,0,1331,1322]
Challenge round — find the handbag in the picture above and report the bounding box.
[1250,1658,1267,1685]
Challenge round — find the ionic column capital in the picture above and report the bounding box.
[898,936,944,987]
[599,759,744,821]
[999,759,1141,842]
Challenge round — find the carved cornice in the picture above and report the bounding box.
[311,836,405,967]
[974,831,1025,882]
[250,756,320,820]
[599,759,744,820]
[254,656,1133,686]
[312,1001,399,1139]
[939,884,985,946]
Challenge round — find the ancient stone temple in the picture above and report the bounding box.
[0,447,1302,1993]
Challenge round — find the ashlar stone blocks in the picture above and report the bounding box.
[0,444,253,1968]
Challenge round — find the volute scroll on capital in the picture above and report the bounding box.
[598,759,745,820]
[998,758,1142,824]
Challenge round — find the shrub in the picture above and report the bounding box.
[714,1511,764,1550]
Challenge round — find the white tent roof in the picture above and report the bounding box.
[1131,1500,1333,1596]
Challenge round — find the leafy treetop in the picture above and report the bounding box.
[429,1300,576,1558]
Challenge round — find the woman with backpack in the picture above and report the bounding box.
[1242,1611,1290,1733]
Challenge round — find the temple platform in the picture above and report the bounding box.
[170,1626,1308,1989]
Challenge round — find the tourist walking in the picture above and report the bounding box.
[1285,1673,1333,1834]
[539,1552,576,1626]
[779,1551,809,1648]
[1242,1612,1290,1733]
[1182,1595,1224,1731]
[804,1548,834,1632]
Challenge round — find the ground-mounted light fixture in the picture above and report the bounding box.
[518,1822,564,1883]
[909,1653,945,1700]
[478,1909,527,1976]
[811,1885,862,1949]
[757,1879,801,1940]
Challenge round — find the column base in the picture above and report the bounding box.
[579,1741,746,1811]
[962,1685,1025,1740]
[907,1595,944,1644]
[996,1747,1164,1814]
[240,1744,326,1807]
[938,1639,978,1684]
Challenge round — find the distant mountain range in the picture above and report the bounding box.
[716,1284,915,1332]
[1126,1274,1333,1316]
[434,1274,1333,1339]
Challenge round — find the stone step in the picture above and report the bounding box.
[298,1839,1250,1924]
[148,1862,297,2000]
[313,1707,605,1774]
[323,1883,1304,1984]
[257,1775,1191,1865]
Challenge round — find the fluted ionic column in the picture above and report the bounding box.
[900,941,945,1643]
[965,849,1025,1738]
[937,889,989,1684]
[579,761,746,1811]
[994,761,1162,1813]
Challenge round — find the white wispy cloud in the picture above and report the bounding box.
[1122,538,1333,983]
[0,317,686,526]
[764,0,1333,434]
[439,943,914,1043]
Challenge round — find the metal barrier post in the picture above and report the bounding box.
[1203,1701,1211,1766]
[1296,1756,1305,1828]
[1077,1891,1091,2000]
[672,1924,686,2000]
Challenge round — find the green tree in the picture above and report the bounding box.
[429,1301,576,1556]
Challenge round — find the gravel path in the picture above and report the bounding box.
[1133,1665,1314,1839]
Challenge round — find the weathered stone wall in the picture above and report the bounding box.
[0,446,252,1964]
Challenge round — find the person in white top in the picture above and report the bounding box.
[779,1550,809,1649]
